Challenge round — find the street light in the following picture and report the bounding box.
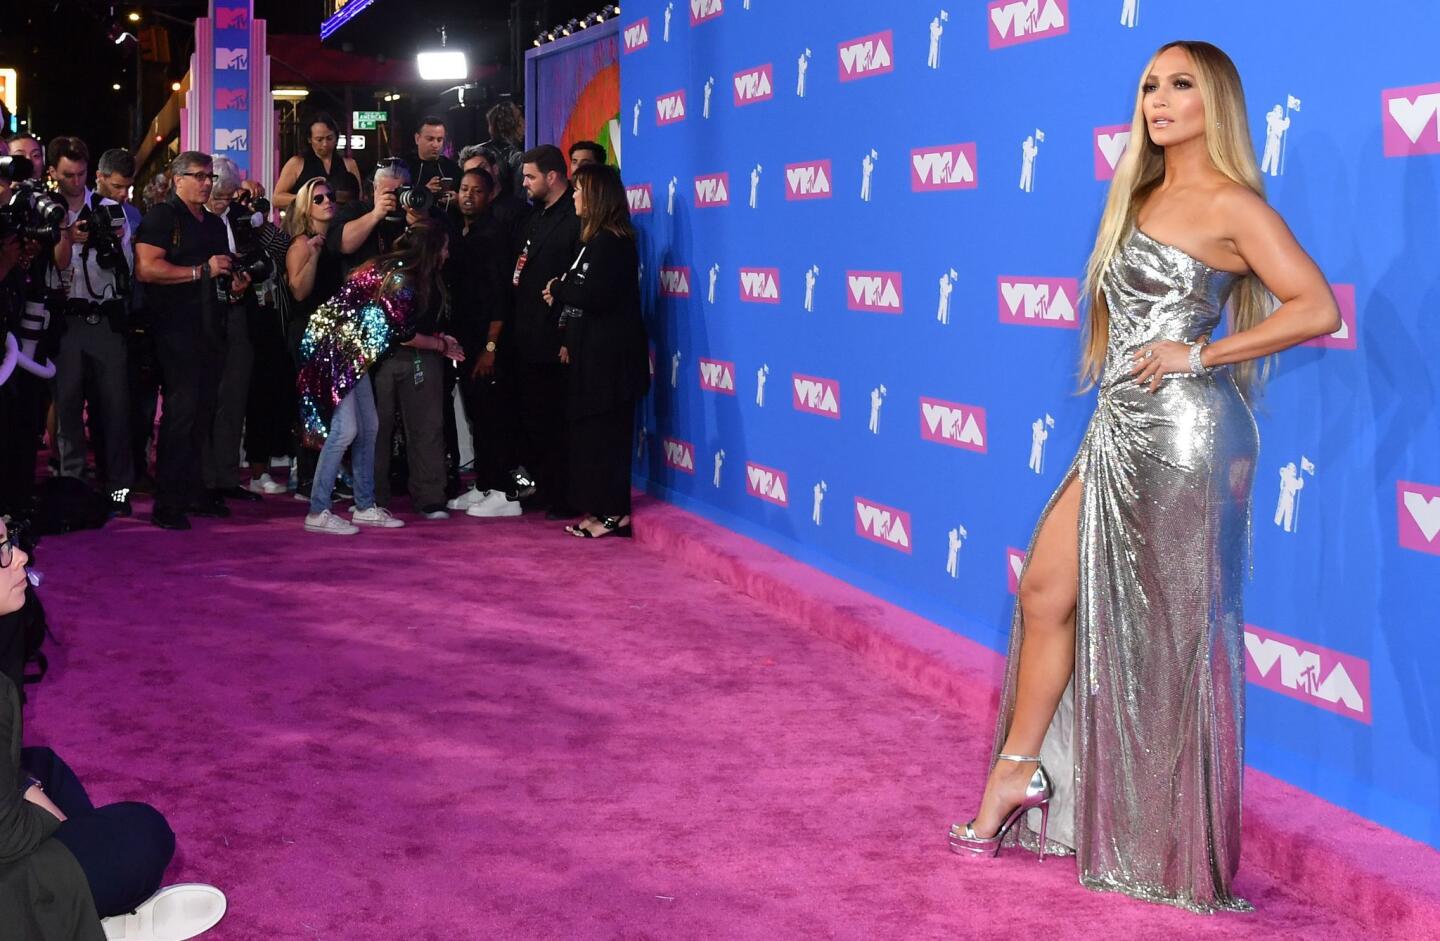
[127,11,140,21]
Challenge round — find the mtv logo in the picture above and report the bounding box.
[623,17,650,52]
[919,397,988,453]
[745,461,790,507]
[216,88,248,111]
[663,437,696,473]
[1006,548,1025,594]
[1397,480,1440,555]
[656,90,688,126]
[1245,623,1372,723]
[854,497,912,553]
[998,277,1080,328]
[1093,124,1131,180]
[627,184,654,214]
[785,160,833,200]
[690,0,723,25]
[659,266,692,297]
[1303,284,1357,350]
[988,0,1069,49]
[215,6,249,29]
[792,373,841,418]
[215,47,248,70]
[1382,81,1440,157]
[838,30,895,82]
[739,267,781,304]
[847,271,903,313]
[214,128,249,152]
[694,172,730,207]
[698,358,737,394]
[733,64,775,106]
[911,144,979,191]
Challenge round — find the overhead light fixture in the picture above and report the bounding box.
[272,88,310,99]
[171,81,182,92]
[112,82,122,90]
[127,11,140,21]
[418,26,466,81]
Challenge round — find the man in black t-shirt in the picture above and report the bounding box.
[403,116,462,200]
[133,152,248,531]
[512,145,582,517]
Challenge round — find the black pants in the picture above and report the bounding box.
[456,356,518,493]
[203,306,252,492]
[244,306,295,468]
[22,747,175,919]
[154,324,223,514]
[567,402,635,518]
[51,317,135,494]
[372,352,447,510]
[516,362,568,507]
[0,373,49,520]
[127,329,162,482]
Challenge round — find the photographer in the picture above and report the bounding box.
[133,152,249,531]
[235,180,295,496]
[44,137,136,516]
[402,116,461,200]
[199,158,267,507]
[327,161,433,276]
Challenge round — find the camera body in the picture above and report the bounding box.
[385,185,433,224]
[215,202,275,294]
[0,183,65,245]
[77,201,131,289]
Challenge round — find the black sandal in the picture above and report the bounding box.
[572,515,632,539]
[563,515,598,536]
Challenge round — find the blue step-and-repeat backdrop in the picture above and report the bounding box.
[617,0,1440,850]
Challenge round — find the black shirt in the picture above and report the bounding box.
[133,195,230,334]
[549,229,649,418]
[513,187,582,364]
[324,201,407,277]
[404,154,462,193]
[445,203,515,350]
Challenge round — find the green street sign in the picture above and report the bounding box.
[352,110,388,130]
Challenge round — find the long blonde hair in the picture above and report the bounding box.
[1080,40,1271,397]
[286,178,333,238]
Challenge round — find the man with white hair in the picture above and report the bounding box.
[326,160,431,275]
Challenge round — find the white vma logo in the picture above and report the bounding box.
[1001,280,1076,322]
[786,163,831,197]
[664,440,693,470]
[913,149,974,187]
[1404,490,1440,541]
[856,501,911,549]
[1098,130,1130,170]
[1390,91,1440,143]
[1274,456,1316,534]
[740,270,779,300]
[848,274,901,309]
[1245,630,1367,716]
[699,361,734,390]
[746,465,788,503]
[839,36,893,77]
[991,0,1065,39]
[922,402,984,447]
[793,377,839,414]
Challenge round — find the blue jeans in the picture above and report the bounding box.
[310,373,377,514]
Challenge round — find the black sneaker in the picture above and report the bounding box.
[190,493,230,518]
[151,506,191,530]
[508,466,538,501]
[109,488,133,518]
[222,486,263,503]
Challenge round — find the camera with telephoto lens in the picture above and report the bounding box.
[0,156,65,244]
[215,201,276,294]
[386,185,433,223]
[77,202,131,291]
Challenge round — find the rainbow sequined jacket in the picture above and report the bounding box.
[296,264,420,448]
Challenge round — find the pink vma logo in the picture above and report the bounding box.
[690,0,723,25]
[1245,624,1372,724]
[626,184,653,214]
[1382,81,1440,157]
[663,438,696,473]
[911,144,978,191]
[1398,480,1440,556]
[733,64,774,106]
[988,0,1068,49]
[1303,284,1356,350]
[792,374,840,418]
[694,173,730,207]
[1093,124,1131,181]
[745,462,789,506]
[919,397,987,453]
[855,497,912,553]
[785,160,833,200]
[623,18,650,52]
[698,358,736,394]
[656,90,687,125]
[838,31,894,81]
[739,268,781,304]
[847,271,903,313]
[998,277,1080,328]
[1006,548,1025,594]
[659,266,691,297]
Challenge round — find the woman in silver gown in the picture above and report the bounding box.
[948,41,1341,912]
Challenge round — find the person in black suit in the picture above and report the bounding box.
[543,164,650,539]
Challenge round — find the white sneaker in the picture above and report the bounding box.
[247,473,287,495]
[446,486,487,511]
[466,489,523,518]
[305,510,359,535]
[420,508,451,520]
[101,883,227,940]
[351,506,406,528]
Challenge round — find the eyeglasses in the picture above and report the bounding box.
[311,192,335,205]
[0,527,20,569]
[179,171,220,183]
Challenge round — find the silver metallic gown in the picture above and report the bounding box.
[991,225,1257,913]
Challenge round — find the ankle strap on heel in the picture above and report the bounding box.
[997,753,1042,763]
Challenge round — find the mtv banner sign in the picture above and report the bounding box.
[211,0,254,177]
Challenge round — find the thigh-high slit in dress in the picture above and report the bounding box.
[991,225,1258,913]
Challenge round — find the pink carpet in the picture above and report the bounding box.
[19,491,1435,939]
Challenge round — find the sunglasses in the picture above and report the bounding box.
[311,192,335,205]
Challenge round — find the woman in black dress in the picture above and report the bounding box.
[544,164,650,539]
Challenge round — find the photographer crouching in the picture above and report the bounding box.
[133,152,250,531]
[44,138,137,517]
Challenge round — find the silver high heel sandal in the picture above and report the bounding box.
[948,753,1054,861]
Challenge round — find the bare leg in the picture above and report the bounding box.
[966,476,1080,837]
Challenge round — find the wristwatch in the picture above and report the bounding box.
[484,340,498,353]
